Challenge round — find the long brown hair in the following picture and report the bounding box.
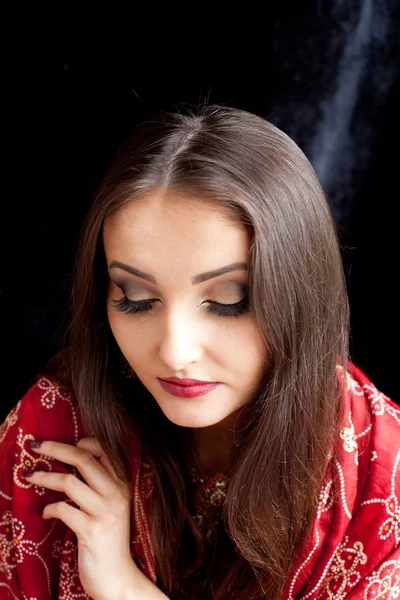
[38,105,350,598]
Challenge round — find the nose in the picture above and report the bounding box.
[158,309,203,372]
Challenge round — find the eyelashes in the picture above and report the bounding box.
[110,295,249,318]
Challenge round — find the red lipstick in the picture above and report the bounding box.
[157,377,221,398]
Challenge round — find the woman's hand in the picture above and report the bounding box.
[23,437,137,600]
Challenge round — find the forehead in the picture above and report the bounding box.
[103,192,250,255]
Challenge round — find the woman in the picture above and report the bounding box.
[1,105,399,599]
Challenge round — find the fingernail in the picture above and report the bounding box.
[23,470,34,478]
[30,441,42,448]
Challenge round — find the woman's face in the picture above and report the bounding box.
[103,190,267,430]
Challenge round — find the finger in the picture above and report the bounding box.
[76,437,123,485]
[25,470,104,516]
[76,437,105,458]
[30,440,121,498]
[42,499,92,537]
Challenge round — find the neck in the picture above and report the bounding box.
[191,413,238,477]
[190,402,253,476]
[195,437,232,477]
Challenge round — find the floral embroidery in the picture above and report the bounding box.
[37,377,72,409]
[53,539,90,599]
[379,493,400,542]
[340,423,358,454]
[336,366,400,426]
[360,448,400,545]
[285,365,399,600]
[320,537,368,598]
[0,377,84,597]
[363,558,400,599]
[13,431,54,494]
[0,509,60,597]
[364,383,400,425]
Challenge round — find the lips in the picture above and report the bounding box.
[158,378,221,398]
[160,377,216,386]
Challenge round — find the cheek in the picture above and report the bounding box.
[107,306,134,351]
[107,307,153,358]
[220,323,266,369]
[235,325,268,381]
[107,305,122,341]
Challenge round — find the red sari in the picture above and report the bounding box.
[1,361,399,599]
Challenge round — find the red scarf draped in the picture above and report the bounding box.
[1,361,399,598]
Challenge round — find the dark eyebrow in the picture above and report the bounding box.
[108,260,248,285]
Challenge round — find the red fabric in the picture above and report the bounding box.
[0,362,399,599]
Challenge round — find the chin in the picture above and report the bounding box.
[158,402,230,429]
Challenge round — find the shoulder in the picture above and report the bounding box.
[337,360,400,467]
[331,361,400,596]
[0,371,146,596]
[285,363,399,599]
[1,370,143,482]
[2,373,85,448]
[0,374,86,495]
[0,375,89,595]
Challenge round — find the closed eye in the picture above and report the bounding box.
[110,295,249,318]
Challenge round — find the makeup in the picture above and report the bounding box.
[158,378,222,398]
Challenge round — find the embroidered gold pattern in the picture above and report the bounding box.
[190,468,230,540]
[321,537,368,598]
